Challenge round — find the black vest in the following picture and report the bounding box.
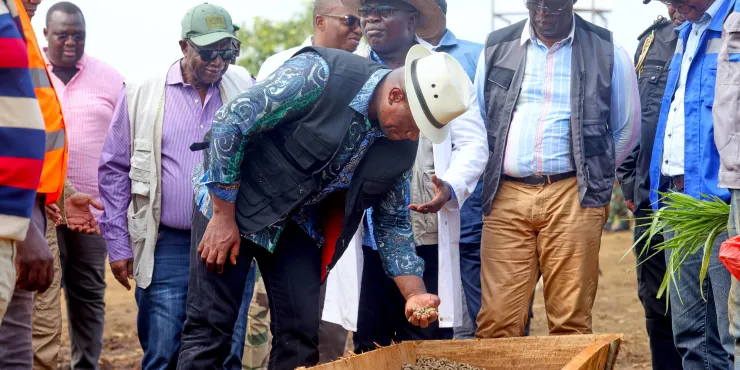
[235,46,418,269]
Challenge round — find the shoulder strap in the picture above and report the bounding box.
[635,30,657,78]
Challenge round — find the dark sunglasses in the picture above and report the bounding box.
[358,5,417,18]
[524,1,571,15]
[322,14,360,28]
[187,40,238,62]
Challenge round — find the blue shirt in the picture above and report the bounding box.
[421,30,485,243]
[193,52,423,277]
[650,0,735,208]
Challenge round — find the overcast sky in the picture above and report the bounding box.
[29,0,672,79]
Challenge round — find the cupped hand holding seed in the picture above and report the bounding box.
[405,293,440,328]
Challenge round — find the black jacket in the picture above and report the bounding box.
[616,16,677,216]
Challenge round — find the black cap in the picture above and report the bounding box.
[435,0,447,14]
[643,0,651,3]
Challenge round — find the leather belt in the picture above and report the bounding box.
[672,175,685,192]
[503,171,577,186]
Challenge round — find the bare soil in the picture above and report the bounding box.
[57,231,652,369]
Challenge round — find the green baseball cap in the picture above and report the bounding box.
[181,3,238,47]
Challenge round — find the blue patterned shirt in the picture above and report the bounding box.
[193,51,423,277]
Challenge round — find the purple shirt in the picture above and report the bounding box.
[98,60,222,263]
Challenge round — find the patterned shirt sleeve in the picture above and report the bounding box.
[203,52,330,202]
[371,170,425,278]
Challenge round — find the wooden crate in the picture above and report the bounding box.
[301,334,623,370]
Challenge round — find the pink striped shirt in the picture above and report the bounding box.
[46,53,124,219]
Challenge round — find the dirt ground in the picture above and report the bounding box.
[57,231,652,369]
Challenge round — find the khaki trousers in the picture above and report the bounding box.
[31,218,62,370]
[0,239,15,322]
[476,178,606,338]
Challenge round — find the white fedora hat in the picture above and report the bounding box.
[340,0,444,39]
[404,45,470,144]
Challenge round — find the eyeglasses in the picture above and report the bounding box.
[524,1,571,15]
[187,40,239,62]
[322,14,360,28]
[358,5,418,18]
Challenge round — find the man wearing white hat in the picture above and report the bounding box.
[333,0,487,352]
[179,43,471,369]
[249,1,365,364]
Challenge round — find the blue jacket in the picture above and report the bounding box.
[650,0,735,209]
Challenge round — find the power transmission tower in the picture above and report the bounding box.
[491,0,611,31]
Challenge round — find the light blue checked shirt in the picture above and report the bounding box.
[473,18,640,177]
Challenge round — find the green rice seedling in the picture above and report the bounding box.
[628,191,729,310]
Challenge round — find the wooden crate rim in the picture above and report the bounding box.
[299,334,625,370]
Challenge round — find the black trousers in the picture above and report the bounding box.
[178,211,323,370]
[633,218,683,370]
[354,244,453,353]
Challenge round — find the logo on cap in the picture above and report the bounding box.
[206,15,226,29]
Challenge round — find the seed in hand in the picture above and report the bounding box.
[408,307,437,322]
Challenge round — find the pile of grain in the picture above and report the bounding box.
[402,356,483,370]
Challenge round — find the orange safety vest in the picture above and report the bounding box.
[15,0,67,204]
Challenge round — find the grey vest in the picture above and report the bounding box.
[481,14,615,215]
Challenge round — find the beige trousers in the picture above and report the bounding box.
[0,238,15,323]
[476,178,607,338]
[31,218,62,370]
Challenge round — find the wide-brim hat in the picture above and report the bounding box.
[341,0,444,39]
[404,45,470,144]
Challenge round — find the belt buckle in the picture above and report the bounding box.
[532,174,548,186]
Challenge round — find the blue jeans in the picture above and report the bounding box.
[666,229,733,369]
[727,190,740,370]
[135,226,256,370]
[459,242,482,331]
